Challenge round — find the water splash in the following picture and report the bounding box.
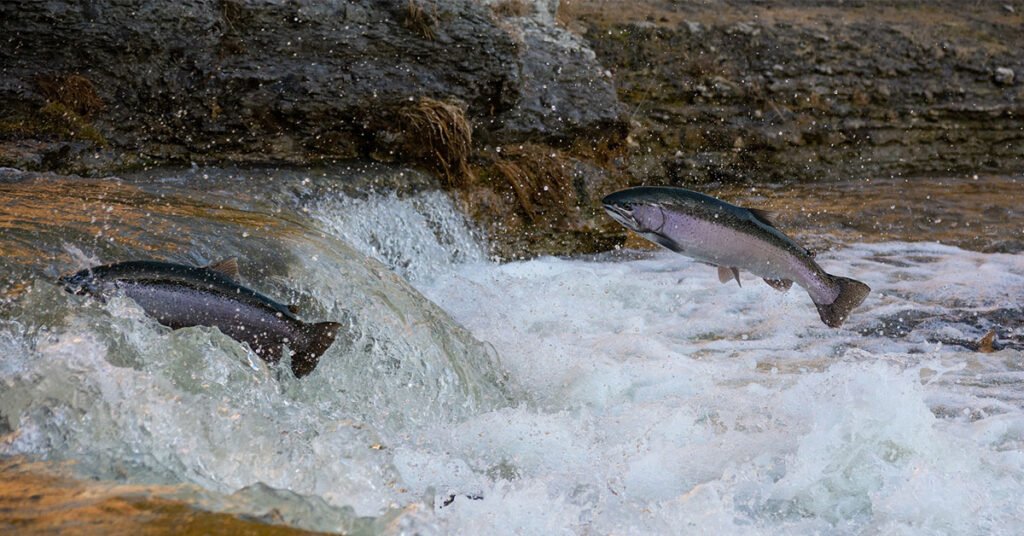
[3,169,1024,533]
[0,171,512,526]
[415,243,1024,534]
[312,191,487,284]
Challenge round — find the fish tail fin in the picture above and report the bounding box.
[814,275,871,328]
[291,321,343,378]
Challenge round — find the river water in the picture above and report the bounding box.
[1,167,1022,534]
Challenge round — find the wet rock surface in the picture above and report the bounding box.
[481,0,624,143]
[0,0,621,174]
[2,0,1023,258]
[577,0,1024,185]
[861,308,1024,352]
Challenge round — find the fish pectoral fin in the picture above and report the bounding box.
[762,278,793,292]
[287,304,301,315]
[717,266,741,287]
[206,257,241,280]
[644,232,683,253]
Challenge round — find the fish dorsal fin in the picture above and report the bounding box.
[207,257,240,279]
[717,266,741,287]
[747,208,778,228]
[288,304,301,315]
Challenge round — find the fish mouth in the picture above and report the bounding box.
[603,203,640,231]
[57,272,93,296]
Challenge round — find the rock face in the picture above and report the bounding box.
[5,0,1023,258]
[0,0,623,173]
[578,0,1024,184]
[481,0,623,142]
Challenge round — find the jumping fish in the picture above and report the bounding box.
[602,186,870,327]
[59,259,341,377]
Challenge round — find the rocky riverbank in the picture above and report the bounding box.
[0,0,621,171]
[576,0,1024,184]
[2,0,1022,257]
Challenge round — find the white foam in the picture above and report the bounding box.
[410,242,1024,533]
[4,183,1024,533]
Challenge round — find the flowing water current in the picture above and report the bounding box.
[1,167,1022,534]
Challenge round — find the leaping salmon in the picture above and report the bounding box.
[602,186,870,327]
[58,259,341,377]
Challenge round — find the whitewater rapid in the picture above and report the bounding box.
[2,177,1023,534]
[323,191,1024,534]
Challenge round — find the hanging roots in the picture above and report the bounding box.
[486,144,577,224]
[491,0,532,17]
[34,74,105,117]
[404,0,438,40]
[397,97,473,186]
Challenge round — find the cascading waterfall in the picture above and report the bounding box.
[2,168,1024,534]
[0,169,513,531]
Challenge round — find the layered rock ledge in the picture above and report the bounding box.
[576,0,1024,184]
[0,0,623,173]
[3,0,1022,257]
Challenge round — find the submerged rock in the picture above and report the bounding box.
[994,67,1015,86]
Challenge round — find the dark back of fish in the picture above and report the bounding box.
[62,262,341,378]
